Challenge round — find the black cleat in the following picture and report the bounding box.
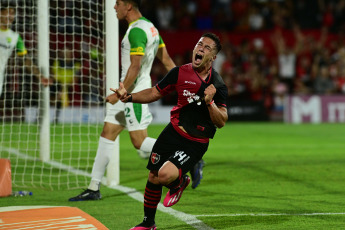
[68,189,101,201]
[190,159,205,189]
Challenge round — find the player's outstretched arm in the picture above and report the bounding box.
[130,86,163,104]
[108,83,162,104]
[156,46,175,72]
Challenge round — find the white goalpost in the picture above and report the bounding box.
[0,0,120,190]
[37,0,50,162]
[105,0,120,187]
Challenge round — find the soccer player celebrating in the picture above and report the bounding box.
[110,33,228,230]
[69,0,206,202]
[0,1,50,97]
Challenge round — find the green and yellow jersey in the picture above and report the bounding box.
[0,28,27,95]
[121,17,165,93]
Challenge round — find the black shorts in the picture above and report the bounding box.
[147,123,209,175]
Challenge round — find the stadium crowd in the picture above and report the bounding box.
[2,0,345,121]
[142,0,345,119]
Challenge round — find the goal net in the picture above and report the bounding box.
[0,0,118,190]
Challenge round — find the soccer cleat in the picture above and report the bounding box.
[68,189,101,201]
[190,159,205,189]
[163,175,190,207]
[129,224,156,230]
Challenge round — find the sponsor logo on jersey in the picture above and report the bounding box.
[183,89,200,104]
[184,81,196,85]
[150,27,158,37]
[151,152,160,164]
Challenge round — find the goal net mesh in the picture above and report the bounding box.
[0,0,107,190]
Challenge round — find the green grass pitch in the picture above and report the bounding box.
[1,122,345,229]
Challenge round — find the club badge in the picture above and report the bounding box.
[151,152,160,164]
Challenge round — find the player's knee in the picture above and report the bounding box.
[148,170,159,184]
[157,169,174,185]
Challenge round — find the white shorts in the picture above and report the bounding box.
[104,101,153,131]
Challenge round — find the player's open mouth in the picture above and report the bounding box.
[194,53,203,64]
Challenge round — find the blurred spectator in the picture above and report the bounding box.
[195,0,213,30]
[212,36,231,73]
[293,0,321,29]
[80,47,104,106]
[313,65,336,94]
[212,0,232,14]
[272,26,303,94]
[51,46,81,107]
[246,63,271,107]
[271,75,287,112]
[252,38,268,68]
[248,4,264,31]
[333,47,345,93]
[56,1,82,34]
[156,0,174,30]
[271,1,293,30]
[175,1,196,30]
[294,55,312,94]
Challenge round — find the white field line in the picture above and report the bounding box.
[195,213,345,217]
[0,206,63,212]
[2,147,91,177]
[5,147,214,230]
[109,184,214,230]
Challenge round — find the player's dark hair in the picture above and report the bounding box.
[201,33,222,54]
[123,0,141,9]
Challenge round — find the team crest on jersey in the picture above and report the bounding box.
[151,152,160,164]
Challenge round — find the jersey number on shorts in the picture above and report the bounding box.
[125,107,131,118]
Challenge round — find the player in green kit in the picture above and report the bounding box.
[0,1,49,97]
[69,0,175,201]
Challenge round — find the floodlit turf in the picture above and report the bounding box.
[1,122,345,229]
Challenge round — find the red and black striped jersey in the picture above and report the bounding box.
[156,63,228,141]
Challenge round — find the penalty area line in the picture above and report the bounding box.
[195,212,345,217]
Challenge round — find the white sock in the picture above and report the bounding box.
[140,137,156,152]
[88,180,100,191]
[89,136,116,191]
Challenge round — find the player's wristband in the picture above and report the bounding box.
[127,94,132,102]
[207,100,214,106]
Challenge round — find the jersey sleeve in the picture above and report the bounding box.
[214,84,228,108]
[156,66,179,96]
[128,27,147,56]
[16,35,27,56]
[212,72,228,108]
[158,35,166,49]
